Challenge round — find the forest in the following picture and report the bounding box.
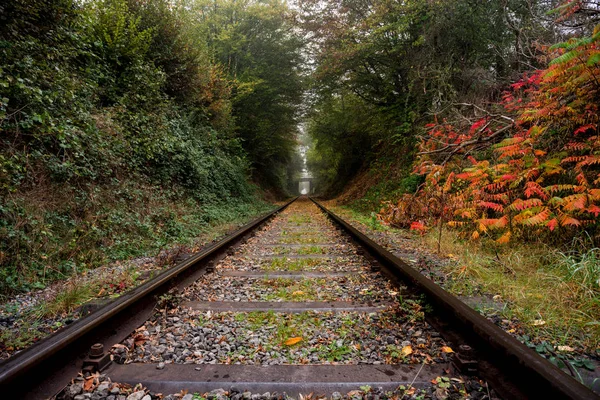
[1,0,600,378]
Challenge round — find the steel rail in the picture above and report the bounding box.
[310,197,599,400]
[0,197,297,396]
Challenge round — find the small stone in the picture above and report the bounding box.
[69,383,83,396]
[331,392,342,400]
[182,395,194,400]
[386,336,395,344]
[243,392,252,399]
[97,382,111,392]
[127,391,146,400]
[142,396,151,400]
[157,362,165,370]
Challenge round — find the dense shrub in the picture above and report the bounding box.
[0,0,283,294]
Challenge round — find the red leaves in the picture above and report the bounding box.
[410,221,427,234]
[380,26,600,244]
[574,124,595,135]
[479,202,504,213]
[469,118,488,133]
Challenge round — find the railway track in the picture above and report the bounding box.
[0,197,598,399]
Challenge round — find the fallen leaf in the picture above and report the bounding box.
[441,346,454,353]
[401,345,413,356]
[533,319,546,326]
[292,291,305,296]
[557,345,575,352]
[388,291,399,296]
[284,337,302,346]
[83,373,99,392]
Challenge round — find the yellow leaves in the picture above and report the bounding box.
[292,290,305,296]
[532,319,546,326]
[471,230,480,240]
[401,345,413,356]
[284,337,302,346]
[441,346,454,353]
[496,231,511,244]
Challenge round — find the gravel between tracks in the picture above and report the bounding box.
[57,199,498,400]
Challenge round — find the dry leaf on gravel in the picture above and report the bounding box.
[402,345,413,356]
[284,337,303,346]
[441,346,454,353]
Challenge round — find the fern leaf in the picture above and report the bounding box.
[479,201,504,213]
[520,208,551,226]
[507,198,543,212]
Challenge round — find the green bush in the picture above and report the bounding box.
[0,0,276,295]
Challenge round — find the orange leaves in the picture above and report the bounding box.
[562,193,587,211]
[518,208,552,227]
[284,337,303,346]
[385,29,600,245]
[496,231,511,244]
[524,181,549,200]
[478,201,504,213]
[506,198,543,212]
[401,345,413,356]
[441,346,454,353]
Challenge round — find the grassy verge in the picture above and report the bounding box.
[0,200,274,357]
[331,205,600,358]
[422,229,600,352]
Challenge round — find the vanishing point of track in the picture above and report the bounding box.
[0,197,598,399]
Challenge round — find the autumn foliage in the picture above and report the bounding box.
[380,25,600,243]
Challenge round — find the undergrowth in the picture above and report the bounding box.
[0,180,272,296]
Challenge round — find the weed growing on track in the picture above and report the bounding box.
[296,246,327,255]
[264,257,323,271]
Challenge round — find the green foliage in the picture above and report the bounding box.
[195,0,305,193]
[302,0,555,196]
[0,0,282,294]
